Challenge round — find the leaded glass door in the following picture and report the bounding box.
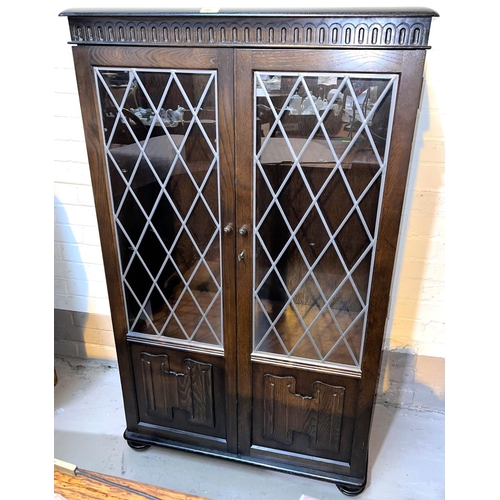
[234,50,399,466]
[80,46,237,452]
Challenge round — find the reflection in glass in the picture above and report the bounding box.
[95,68,222,348]
[253,72,398,369]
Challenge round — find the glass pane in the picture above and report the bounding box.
[253,71,397,369]
[96,68,222,348]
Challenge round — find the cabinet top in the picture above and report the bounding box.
[60,7,439,17]
[60,7,438,49]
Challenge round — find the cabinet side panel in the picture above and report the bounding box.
[350,49,428,474]
[72,46,140,429]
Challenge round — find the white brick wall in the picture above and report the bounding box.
[53,0,447,361]
[54,7,110,316]
[385,21,446,359]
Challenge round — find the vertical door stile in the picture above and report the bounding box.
[234,49,255,455]
[217,47,238,454]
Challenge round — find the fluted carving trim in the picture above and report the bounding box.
[67,16,432,48]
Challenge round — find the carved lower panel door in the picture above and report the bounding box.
[234,49,399,475]
[81,47,237,453]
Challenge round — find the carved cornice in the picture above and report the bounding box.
[63,14,434,49]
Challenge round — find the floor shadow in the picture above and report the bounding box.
[364,48,445,485]
[365,350,444,489]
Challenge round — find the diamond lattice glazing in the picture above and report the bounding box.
[96,68,222,349]
[253,72,398,369]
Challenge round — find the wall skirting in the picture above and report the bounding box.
[54,308,117,361]
[54,308,444,412]
[376,349,444,412]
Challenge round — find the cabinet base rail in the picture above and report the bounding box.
[123,429,368,496]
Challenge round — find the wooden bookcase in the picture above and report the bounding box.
[61,8,437,495]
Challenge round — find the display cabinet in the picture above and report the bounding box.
[60,8,437,495]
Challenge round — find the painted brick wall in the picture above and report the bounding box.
[384,30,446,359]
[54,23,111,317]
[53,1,446,409]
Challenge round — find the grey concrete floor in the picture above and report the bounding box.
[54,357,444,500]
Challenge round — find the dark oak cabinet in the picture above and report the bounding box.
[61,8,437,495]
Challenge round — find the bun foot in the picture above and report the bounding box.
[337,483,366,496]
[126,440,151,451]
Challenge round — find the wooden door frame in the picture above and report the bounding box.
[233,47,427,475]
[72,45,239,454]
